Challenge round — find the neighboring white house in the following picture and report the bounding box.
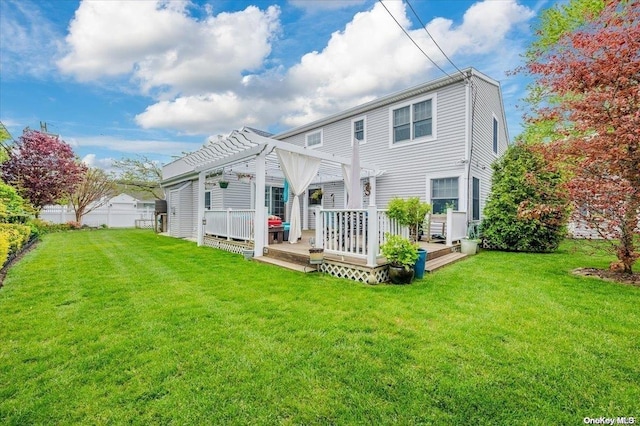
[41,193,155,228]
[161,68,509,261]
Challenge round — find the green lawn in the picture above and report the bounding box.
[1,229,638,425]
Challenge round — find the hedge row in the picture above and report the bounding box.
[0,223,32,267]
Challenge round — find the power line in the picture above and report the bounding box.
[405,0,467,80]
[377,0,452,79]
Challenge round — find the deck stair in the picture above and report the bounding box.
[253,256,318,273]
[425,252,468,272]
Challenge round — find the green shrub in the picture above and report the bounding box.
[0,181,33,223]
[481,143,569,252]
[380,233,419,270]
[386,197,431,242]
[0,232,9,266]
[0,223,31,255]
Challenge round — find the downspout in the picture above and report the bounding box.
[465,73,476,226]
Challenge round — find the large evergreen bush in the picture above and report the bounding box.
[481,144,569,252]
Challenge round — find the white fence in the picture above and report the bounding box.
[204,209,255,242]
[41,205,154,228]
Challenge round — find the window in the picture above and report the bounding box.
[353,118,365,143]
[472,177,480,221]
[413,100,432,138]
[431,177,459,214]
[493,116,498,154]
[393,106,410,143]
[306,130,323,148]
[391,96,435,145]
[204,191,211,210]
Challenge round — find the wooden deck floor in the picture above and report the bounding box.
[264,230,454,264]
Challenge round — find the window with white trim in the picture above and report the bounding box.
[431,177,459,214]
[391,96,435,145]
[472,177,480,220]
[306,130,323,148]
[204,191,211,210]
[353,118,365,144]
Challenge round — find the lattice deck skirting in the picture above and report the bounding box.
[320,260,389,284]
[203,235,253,254]
[135,219,154,229]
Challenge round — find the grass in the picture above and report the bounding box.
[1,229,638,425]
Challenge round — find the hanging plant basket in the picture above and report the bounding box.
[219,181,229,189]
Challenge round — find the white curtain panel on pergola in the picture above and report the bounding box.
[276,149,322,243]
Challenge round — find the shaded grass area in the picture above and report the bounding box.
[1,229,638,424]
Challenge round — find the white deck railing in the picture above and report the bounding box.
[204,209,255,241]
[318,209,369,258]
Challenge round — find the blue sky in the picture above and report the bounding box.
[0,0,548,170]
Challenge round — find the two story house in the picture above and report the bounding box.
[161,68,509,263]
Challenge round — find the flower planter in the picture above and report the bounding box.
[461,238,479,255]
[219,181,229,189]
[242,249,254,260]
[309,248,324,265]
[388,264,414,284]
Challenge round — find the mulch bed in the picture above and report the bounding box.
[572,268,640,287]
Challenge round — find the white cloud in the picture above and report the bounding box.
[82,154,116,171]
[0,0,62,78]
[135,92,277,135]
[68,135,202,156]
[59,0,534,137]
[289,0,367,12]
[58,1,280,96]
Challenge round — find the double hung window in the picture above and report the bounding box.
[391,97,435,144]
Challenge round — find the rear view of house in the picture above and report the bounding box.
[161,68,508,281]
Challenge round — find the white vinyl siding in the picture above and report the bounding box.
[390,95,436,147]
[305,130,323,148]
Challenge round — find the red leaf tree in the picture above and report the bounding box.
[525,0,640,273]
[1,130,87,216]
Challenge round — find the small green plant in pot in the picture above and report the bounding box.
[386,197,431,242]
[380,233,419,284]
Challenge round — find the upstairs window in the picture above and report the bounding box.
[353,118,365,143]
[306,130,323,148]
[391,96,435,145]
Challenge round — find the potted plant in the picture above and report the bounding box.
[310,188,323,202]
[461,222,480,255]
[236,173,253,184]
[219,180,229,189]
[386,197,431,242]
[380,233,419,284]
[309,247,324,265]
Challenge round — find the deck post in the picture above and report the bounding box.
[366,204,378,267]
[314,206,323,249]
[446,208,453,246]
[368,176,377,206]
[197,171,206,246]
[254,153,267,257]
[226,208,232,241]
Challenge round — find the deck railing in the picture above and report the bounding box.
[204,209,255,241]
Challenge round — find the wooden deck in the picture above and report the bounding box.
[204,230,467,282]
[257,230,466,280]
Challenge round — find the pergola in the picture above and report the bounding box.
[164,128,382,257]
